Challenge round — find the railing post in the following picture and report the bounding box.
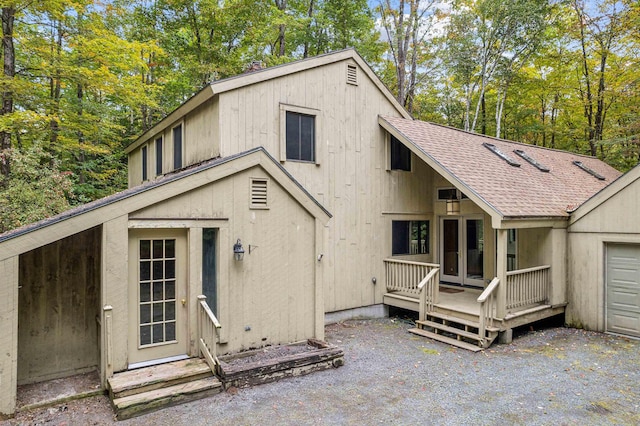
[103,305,113,378]
[197,295,206,357]
[496,229,508,318]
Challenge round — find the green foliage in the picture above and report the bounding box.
[0,146,73,233]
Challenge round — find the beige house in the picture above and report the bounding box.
[1,49,639,417]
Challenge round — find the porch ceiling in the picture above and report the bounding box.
[379,116,620,225]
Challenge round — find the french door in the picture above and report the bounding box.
[128,230,188,366]
[440,217,485,287]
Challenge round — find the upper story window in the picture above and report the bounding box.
[286,111,315,162]
[390,135,411,171]
[141,146,148,181]
[155,136,163,176]
[173,124,183,170]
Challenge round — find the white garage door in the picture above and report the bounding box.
[607,244,640,338]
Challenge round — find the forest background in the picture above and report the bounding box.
[0,0,638,231]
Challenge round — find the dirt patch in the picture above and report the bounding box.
[16,370,102,410]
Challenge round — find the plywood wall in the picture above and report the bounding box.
[131,166,317,354]
[17,226,101,384]
[216,59,432,312]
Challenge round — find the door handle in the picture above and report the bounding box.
[181,298,186,306]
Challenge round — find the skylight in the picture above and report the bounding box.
[483,143,520,167]
[513,149,550,172]
[573,161,605,180]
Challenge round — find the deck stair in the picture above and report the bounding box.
[107,358,222,420]
[409,311,499,352]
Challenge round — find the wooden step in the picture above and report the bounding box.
[108,358,212,399]
[416,320,482,342]
[425,312,500,332]
[113,377,223,420]
[408,328,483,352]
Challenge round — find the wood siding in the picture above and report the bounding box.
[216,59,429,312]
[18,226,101,384]
[0,256,19,416]
[131,167,317,354]
[568,177,640,331]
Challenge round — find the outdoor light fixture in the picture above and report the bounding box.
[446,199,460,215]
[233,238,245,261]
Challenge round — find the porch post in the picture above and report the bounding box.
[0,256,19,418]
[496,229,508,319]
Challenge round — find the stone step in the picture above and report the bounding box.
[113,377,223,420]
[416,320,482,342]
[408,328,483,352]
[108,358,212,399]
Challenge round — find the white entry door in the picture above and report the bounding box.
[128,230,189,365]
[440,217,484,287]
[607,244,640,338]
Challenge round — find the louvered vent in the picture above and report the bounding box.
[347,64,358,85]
[250,178,269,209]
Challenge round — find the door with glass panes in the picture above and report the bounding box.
[440,217,485,287]
[128,230,188,365]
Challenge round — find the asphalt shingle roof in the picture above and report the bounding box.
[381,116,622,218]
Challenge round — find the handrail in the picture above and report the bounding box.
[506,264,551,276]
[197,295,221,374]
[384,258,440,268]
[417,268,439,291]
[476,277,499,348]
[477,277,500,303]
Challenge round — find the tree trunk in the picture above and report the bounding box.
[275,0,287,57]
[1,6,15,182]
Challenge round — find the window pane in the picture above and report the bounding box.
[390,136,411,171]
[173,125,182,169]
[165,260,175,279]
[286,111,300,160]
[153,240,163,258]
[141,146,148,181]
[166,301,175,321]
[153,281,164,301]
[152,324,164,343]
[140,283,151,303]
[165,240,175,259]
[140,261,150,281]
[140,325,151,346]
[202,229,218,317]
[165,322,176,341]
[153,302,164,322]
[392,221,410,255]
[153,261,164,279]
[300,114,315,162]
[140,304,151,324]
[140,240,151,259]
[155,137,163,175]
[165,281,175,300]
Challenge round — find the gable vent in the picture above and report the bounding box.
[514,149,550,172]
[250,178,269,209]
[573,161,605,180]
[347,64,358,85]
[483,143,520,167]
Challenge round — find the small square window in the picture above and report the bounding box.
[286,111,315,162]
[390,135,411,171]
[392,220,429,255]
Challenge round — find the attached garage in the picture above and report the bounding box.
[568,165,640,337]
[606,244,640,338]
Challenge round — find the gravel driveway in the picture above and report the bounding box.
[5,318,640,425]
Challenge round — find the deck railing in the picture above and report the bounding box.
[384,258,439,296]
[197,295,222,374]
[477,277,499,347]
[506,265,550,311]
[418,268,440,321]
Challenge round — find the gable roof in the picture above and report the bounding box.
[0,147,331,261]
[569,163,640,226]
[379,116,621,221]
[126,49,410,154]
